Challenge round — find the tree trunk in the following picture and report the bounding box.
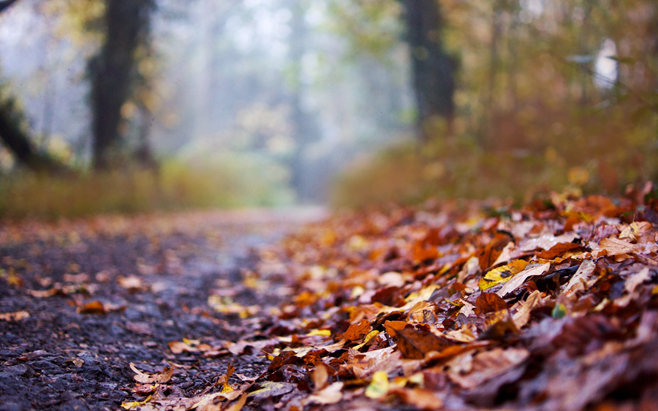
[401,0,455,141]
[89,0,154,170]
[0,0,71,174]
[0,0,18,14]
[0,93,69,174]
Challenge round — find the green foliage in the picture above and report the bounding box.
[0,158,294,220]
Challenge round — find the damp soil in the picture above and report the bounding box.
[0,208,325,411]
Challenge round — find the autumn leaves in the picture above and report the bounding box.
[113,192,658,410]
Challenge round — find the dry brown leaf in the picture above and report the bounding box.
[475,292,508,315]
[312,363,329,390]
[448,347,529,389]
[78,301,106,315]
[247,381,295,400]
[536,242,584,259]
[563,259,597,296]
[308,381,343,405]
[413,244,439,262]
[616,267,652,307]
[26,288,58,298]
[129,363,173,384]
[496,263,550,297]
[0,310,30,321]
[63,273,89,283]
[225,393,247,411]
[595,237,658,257]
[424,342,490,366]
[338,319,372,342]
[118,275,144,291]
[385,321,452,360]
[512,290,542,329]
[216,363,235,391]
[168,340,199,354]
[226,338,278,356]
[520,232,579,251]
[388,387,443,410]
[619,221,652,241]
[479,231,514,270]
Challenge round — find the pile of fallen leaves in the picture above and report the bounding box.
[128,186,658,410]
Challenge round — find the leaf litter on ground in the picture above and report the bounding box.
[5,193,658,410]
[116,188,658,410]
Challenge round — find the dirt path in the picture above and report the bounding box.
[0,208,327,411]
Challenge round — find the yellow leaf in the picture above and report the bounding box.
[121,394,152,409]
[306,329,332,337]
[365,371,389,399]
[479,260,528,291]
[354,330,380,350]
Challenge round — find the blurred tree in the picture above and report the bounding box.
[0,0,70,173]
[89,0,155,170]
[0,87,69,174]
[401,0,455,140]
[286,0,320,201]
[0,0,18,13]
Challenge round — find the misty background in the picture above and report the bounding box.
[0,0,656,218]
[0,0,413,205]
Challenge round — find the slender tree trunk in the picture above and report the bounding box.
[89,0,154,170]
[401,0,455,141]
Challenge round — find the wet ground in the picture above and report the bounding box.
[0,208,326,411]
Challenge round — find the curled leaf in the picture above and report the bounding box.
[129,363,173,384]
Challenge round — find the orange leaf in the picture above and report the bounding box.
[338,319,371,343]
[479,232,514,270]
[78,301,106,315]
[536,242,584,259]
[475,293,508,315]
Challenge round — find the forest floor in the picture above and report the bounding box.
[0,208,326,411]
[3,191,658,411]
